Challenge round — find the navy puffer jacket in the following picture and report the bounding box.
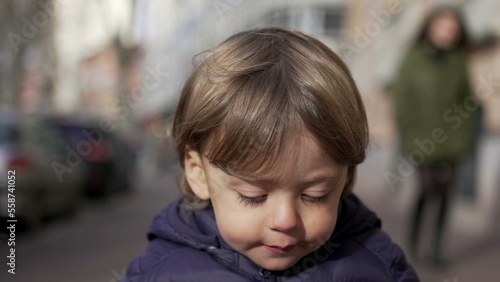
[123,194,419,281]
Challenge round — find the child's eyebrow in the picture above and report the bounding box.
[242,173,341,189]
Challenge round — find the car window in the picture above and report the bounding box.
[23,121,68,159]
[0,123,20,144]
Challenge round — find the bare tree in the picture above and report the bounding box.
[0,0,57,110]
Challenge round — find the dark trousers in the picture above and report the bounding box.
[410,162,456,262]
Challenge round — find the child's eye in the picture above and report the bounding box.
[237,193,267,207]
[301,194,328,204]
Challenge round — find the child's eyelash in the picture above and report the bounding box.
[237,193,267,207]
[301,194,328,204]
[236,193,328,207]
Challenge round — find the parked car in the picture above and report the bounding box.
[0,110,84,229]
[53,119,135,197]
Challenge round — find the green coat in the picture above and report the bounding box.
[390,43,477,164]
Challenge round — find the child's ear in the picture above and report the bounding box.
[184,146,210,200]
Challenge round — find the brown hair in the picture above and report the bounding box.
[173,27,368,209]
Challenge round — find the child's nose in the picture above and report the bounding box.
[268,200,301,232]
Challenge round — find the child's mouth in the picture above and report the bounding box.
[265,245,296,254]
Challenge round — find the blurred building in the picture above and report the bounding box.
[54,0,136,116]
[0,0,137,118]
[3,0,499,130]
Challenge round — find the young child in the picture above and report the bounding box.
[123,27,419,281]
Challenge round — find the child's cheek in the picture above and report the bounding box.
[303,210,337,241]
[216,212,263,251]
[212,197,263,248]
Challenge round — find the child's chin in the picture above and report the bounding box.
[256,257,299,271]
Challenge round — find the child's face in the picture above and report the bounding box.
[185,136,348,271]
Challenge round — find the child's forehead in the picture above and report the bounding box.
[235,165,344,188]
[205,129,342,181]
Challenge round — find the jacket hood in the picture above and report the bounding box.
[147,194,381,279]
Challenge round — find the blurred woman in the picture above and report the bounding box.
[390,8,479,265]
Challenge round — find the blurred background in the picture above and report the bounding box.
[0,0,499,281]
